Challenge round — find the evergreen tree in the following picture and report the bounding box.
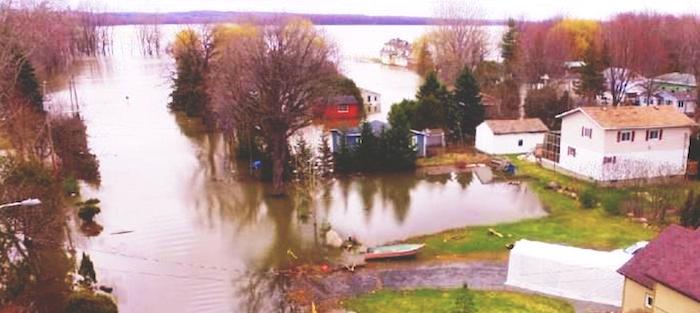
[452,67,484,138]
[78,253,97,287]
[334,135,354,173]
[525,86,563,129]
[9,52,44,112]
[317,133,334,177]
[500,18,519,77]
[355,122,382,171]
[169,30,208,117]
[415,71,450,130]
[577,44,605,102]
[383,110,417,171]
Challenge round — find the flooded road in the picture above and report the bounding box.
[48,25,536,312]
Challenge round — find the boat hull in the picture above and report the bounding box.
[364,244,425,261]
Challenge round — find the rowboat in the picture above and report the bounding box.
[363,244,425,261]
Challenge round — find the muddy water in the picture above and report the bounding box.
[48,25,538,312]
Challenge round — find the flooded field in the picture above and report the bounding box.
[48,25,537,312]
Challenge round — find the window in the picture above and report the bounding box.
[679,101,685,108]
[374,96,378,101]
[581,127,592,138]
[647,129,661,140]
[603,156,616,164]
[619,130,634,142]
[338,104,349,113]
[367,95,371,102]
[518,139,524,147]
[567,147,576,157]
[644,293,654,309]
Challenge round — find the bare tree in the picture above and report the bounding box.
[431,0,488,84]
[602,14,666,106]
[136,15,162,56]
[212,19,339,195]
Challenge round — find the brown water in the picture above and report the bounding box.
[48,25,540,312]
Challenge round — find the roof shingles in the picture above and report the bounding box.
[484,118,549,135]
[618,225,700,302]
[561,106,697,129]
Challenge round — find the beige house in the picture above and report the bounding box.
[554,106,696,181]
[618,225,700,313]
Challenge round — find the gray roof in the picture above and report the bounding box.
[655,72,697,87]
[483,118,549,135]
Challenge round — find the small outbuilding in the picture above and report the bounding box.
[475,118,549,155]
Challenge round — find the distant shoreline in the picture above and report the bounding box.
[94,11,507,26]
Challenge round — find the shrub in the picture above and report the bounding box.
[62,177,80,196]
[601,191,626,216]
[65,291,118,313]
[78,205,101,223]
[579,188,597,209]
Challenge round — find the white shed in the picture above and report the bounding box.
[506,240,633,306]
[475,119,548,155]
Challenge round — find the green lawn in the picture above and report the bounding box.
[343,289,574,313]
[406,157,658,259]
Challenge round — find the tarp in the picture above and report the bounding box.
[505,240,632,306]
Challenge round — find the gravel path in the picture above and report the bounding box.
[289,261,619,313]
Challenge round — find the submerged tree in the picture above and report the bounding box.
[213,19,339,195]
[169,28,211,118]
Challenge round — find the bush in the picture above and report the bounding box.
[78,205,101,223]
[579,188,597,209]
[601,191,626,216]
[65,291,118,313]
[62,177,80,196]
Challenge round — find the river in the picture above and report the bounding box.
[47,24,543,312]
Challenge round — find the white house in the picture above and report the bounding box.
[475,118,549,155]
[380,38,411,67]
[555,106,696,181]
[360,88,381,114]
[636,90,696,115]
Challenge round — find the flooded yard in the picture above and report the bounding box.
[48,25,539,312]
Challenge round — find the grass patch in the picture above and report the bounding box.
[343,289,574,313]
[417,152,490,168]
[406,156,658,259]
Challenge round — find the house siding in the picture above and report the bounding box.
[475,123,546,155]
[621,278,653,313]
[558,111,692,181]
[654,283,700,313]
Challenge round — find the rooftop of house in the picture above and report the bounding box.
[655,72,697,87]
[331,120,423,136]
[557,106,697,129]
[328,95,358,105]
[483,118,549,135]
[617,225,700,302]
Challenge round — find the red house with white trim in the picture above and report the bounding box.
[316,95,362,120]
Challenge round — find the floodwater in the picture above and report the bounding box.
[48,25,540,312]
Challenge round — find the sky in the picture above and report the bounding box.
[66,0,700,20]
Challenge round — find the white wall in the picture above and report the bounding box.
[558,111,692,181]
[475,123,545,155]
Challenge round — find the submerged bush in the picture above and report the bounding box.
[65,291,118,313]
[77,199,101,223]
